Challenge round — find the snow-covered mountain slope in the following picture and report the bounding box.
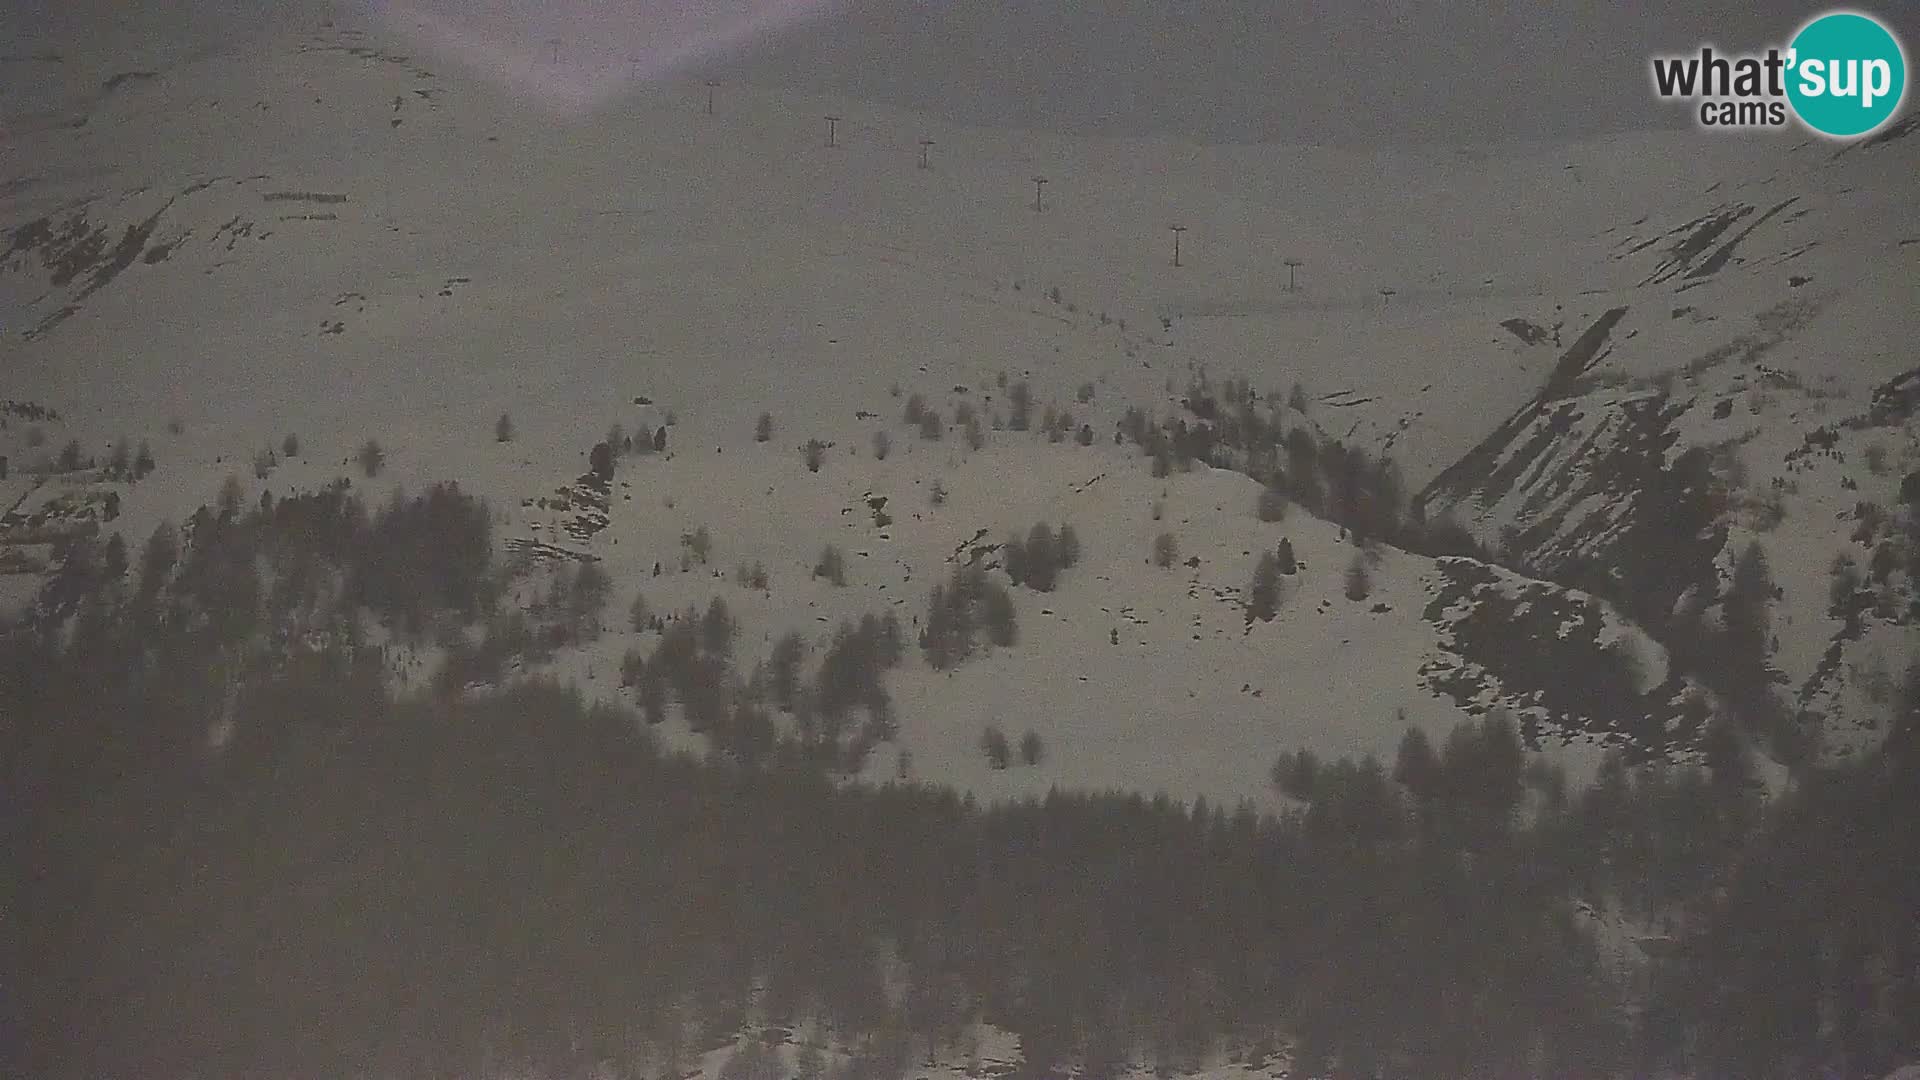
[1416,117,1920,761]
[5,6,1916,796]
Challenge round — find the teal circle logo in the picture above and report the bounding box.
[1786,11,1907,137]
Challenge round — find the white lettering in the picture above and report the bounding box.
[1862,59,1892,108]
[1800,57,1827,96]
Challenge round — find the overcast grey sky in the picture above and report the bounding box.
[703,0,1916,144]
[4,1,1913,144]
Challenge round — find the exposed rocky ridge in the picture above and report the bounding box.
[1416,309,1727,629]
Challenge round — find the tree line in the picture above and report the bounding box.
[6,475,1919,1080]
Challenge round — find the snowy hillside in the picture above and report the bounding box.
[12,6,1920,1080]
[6,4,1919,802]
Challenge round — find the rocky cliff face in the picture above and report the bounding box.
[1415,120,1920,764]
[1416,308,1727,631]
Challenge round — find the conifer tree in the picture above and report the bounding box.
[984,585,1017,647]
[814,544,846,586]
[1248,552,1281,622]
[982,725,1011,769]
[1019,729,1044,766]
[1008,381,1033,431]
[1056,524,1081,570]
[1343,553,1372,601]
[1153,532,1179,568]
[1025,523,1058,591]
[701,596,736,657]
[1002,534,1028,587]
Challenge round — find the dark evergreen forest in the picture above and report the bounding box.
[5,482,1916,1080]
